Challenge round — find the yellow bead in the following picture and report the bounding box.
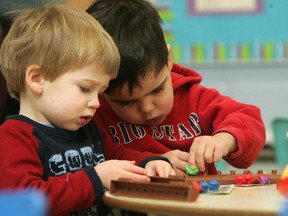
[281,165,288,179]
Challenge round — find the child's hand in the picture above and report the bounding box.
[188,132,238,172]
[94,160,150,190]
[162,150,189,176]
[144,160,176,177]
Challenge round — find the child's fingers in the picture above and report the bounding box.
[123,162,146,174]
[125,171,151,182]
[212,148,223,162]
[188,144,197,168]
[204,142,215,164]
[177,151,190,161]
[190,140,206,171]
[154,165,174,177]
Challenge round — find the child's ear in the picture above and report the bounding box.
[166,44,173,70]
[25,65,44,95]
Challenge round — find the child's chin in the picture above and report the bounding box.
[63,124,81,131]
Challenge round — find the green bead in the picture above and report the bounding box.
[185,164,199,175]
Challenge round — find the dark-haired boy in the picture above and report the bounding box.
[88,0,266,176]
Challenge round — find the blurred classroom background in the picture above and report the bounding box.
[1,0,288,173]
[150,0,288,173]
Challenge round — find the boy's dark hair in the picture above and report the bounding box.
[87,0,168,95]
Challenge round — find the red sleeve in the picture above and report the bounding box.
[0,121,99,216]
[190,85,266,168]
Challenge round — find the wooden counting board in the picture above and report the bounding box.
[110,178,199,202]
[109,170,281,202]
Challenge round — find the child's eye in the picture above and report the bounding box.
[80,86,92,93]
[152,85,164,94]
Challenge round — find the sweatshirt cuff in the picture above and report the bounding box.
[139,156,172,168]
[84,166,104,205]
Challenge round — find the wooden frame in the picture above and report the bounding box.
[188,0,264,15]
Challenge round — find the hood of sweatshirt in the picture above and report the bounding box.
[171,63,202,91]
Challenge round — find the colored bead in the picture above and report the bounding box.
[258,174,271,184]
[192,181,203,192]
[209,180,220,191]
[199,181,209,193]
[234,174,255,185]
[185,164,199,175]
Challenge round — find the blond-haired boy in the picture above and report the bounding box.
[0,3,174,215]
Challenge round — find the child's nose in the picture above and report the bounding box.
[139,98,154,114]
[88,96,100,109]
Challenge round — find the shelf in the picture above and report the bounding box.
[180,60,288,70]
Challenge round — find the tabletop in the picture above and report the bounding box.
[103,184,288,216]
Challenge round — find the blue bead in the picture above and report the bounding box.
[209,180,220,191]
[199,181,209,193]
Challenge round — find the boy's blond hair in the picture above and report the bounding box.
[0,3,120,100]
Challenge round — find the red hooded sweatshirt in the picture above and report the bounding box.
[94,63,266,174]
